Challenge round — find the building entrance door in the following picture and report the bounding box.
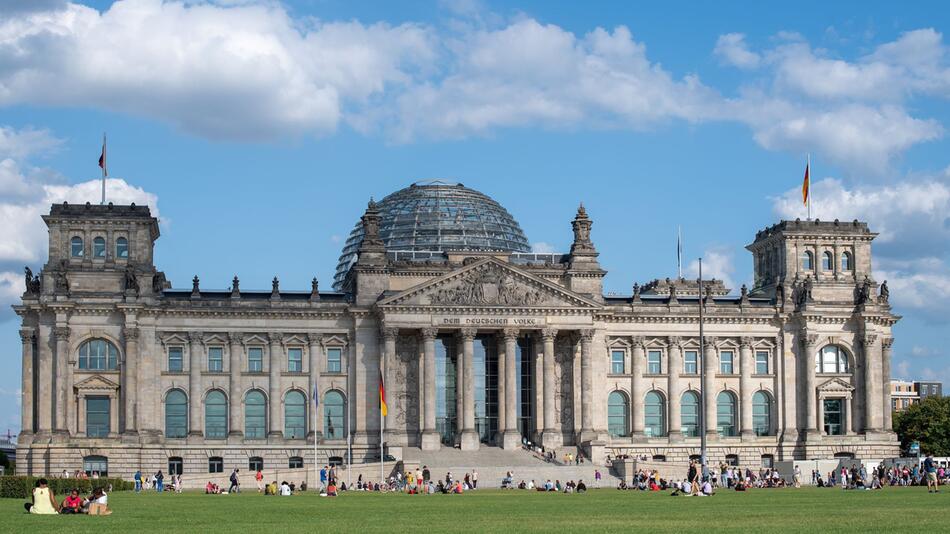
[435,336,458,446]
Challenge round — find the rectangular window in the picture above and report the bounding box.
[684,350,698,374]
[168,458,183,476]
[326,347,342,373]
[208,346,223,372]
[823,398,844,435]
[208,457,223,474]
[168,347,183,372]
[755,351,769,375]
[720,351,734,374]
[647,351,662,374]
[86,396,110,437]
[611,350,625,374]
[289,457,304,469]
[248,347,263,372]
[288,347,303,373]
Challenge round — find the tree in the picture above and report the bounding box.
[893,395,950,456]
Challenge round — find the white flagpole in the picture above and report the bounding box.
[312,384,318,490]
[677,226,683,279]
[807,153,811,221]
[100,132,107,205]
[380,367,385,487]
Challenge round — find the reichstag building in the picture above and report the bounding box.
[15,180,899,477]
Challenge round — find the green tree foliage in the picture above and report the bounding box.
[893,395,950,456]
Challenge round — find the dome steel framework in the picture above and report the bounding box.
[333,180,531,289]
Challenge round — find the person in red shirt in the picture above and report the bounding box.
[256,470,264,493]
[60,489,83,514]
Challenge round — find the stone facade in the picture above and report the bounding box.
[15,192,900,478]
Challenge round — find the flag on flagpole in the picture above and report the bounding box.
[312,383,319,408]
[378,371,388,417]
[801,161,810,205]
[98,135,107,177]
[676,226,683,279]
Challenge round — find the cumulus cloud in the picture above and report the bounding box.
[0,126,160,321]
[714,33,760,69]
[686,246,737,291]
[530,242,559,254]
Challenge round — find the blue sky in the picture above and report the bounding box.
[1,0,949,435]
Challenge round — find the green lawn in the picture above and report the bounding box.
[3,486,945,533]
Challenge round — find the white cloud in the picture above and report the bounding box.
[0,127,61,160]
[714,33,760,69]
[530,242,558,254]
[0,0,435,140]
[685,246,737,291]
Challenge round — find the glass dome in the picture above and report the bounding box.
[333,180,531,289]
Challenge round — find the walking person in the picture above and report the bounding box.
[472,469,478,489]
[320,466,328,492]
[256,469,264,493]
[229,468,241,494]
[793,466,801,488]
[155,470,165,492]
[924,454,940,493]
[134,469,142,493]
[595,469,602,488]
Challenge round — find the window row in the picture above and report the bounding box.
[801,250,852,272]
[70,235,129,259]
[166,345,344,373]
[165,389,347,440]
[606,390,774,439]
[609,349,771,376]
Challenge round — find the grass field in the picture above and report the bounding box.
[3,486,946,533]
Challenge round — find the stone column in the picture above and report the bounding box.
[109,392,119,437]
[703,337,717,439]
[667,337,682,440]
[631,337,645,439]
[268,332,283,438]
[802,332,819,438]
[495,331,506,445]
[122,326,139,435]
[862,333,882,433]
[844,397,853,435]
[19,328,34,439]
[76,393,86,437]
[188,331,203,437]
[501,328,519,449]
[53,325,70,437]
[459,328,478,450]
[36,326,53,436]
[578,329,595,443]
[381,327,398,442]
[228,333,243,437]
[308,333,323,442]
[420,328,439,450]
[739,337,754,439]
[817,394,825,434]
[540,328,559,448]
[882,338,894,432]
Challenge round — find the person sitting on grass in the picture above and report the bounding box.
[24,478,59,514]
[60,489,83,514]
[576,480,587,493]
[85,488,112,515]
[327,481,338,497]
[279,481,292,496]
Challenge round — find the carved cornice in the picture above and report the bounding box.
[631,335,645,349]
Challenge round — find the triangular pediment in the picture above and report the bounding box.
[378,257,601,309]
[74,374,120,392]
[817,377,854,393]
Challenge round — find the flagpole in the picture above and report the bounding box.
[380,366,385,486]
[806,153,811,221]
[677,226,683,279]
[699,258,707,479]
[100,132,107,205]
[312,383,318,491]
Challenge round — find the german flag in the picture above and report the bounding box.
[378,370,388,417]
[802,161,810,205]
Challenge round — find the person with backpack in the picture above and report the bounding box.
[155,470,165,492]
[229,468,241,494]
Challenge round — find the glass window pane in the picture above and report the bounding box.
[86,396,110,437]
[327,348,342,373]
[169,347,183,372]
[680,391,699,437]
[324,391,346,440]
[611,350,625,374]
[93,237,106,258]
[208,347,223,372]
[284,390,306,439]
[205,390,228,439]
[647,351,662,374]
[717,392,736,437]
[684,351,698,374]
[644,391,665,437]
[288,348,302,373]
[165,389,188,438]
[248,347,263,372]
[116,237,129,258]
[245,390,266,439]
[752,391,771,436]
[720,351,734,374]
[755,351,769,375]
[607,391,628,437]
[71,236,83,257]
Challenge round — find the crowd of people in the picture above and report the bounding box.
[134,469,182,493]
[23,478,112,516]
[813,456,946,491]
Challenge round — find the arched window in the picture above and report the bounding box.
[801,251,813,271]
[644,391,666,438]
[93,236,106,258]
[165,389,188,438]
[752,391,772,436]
[83,455,108,477]
[323,390,346,440]
[841,251,852,271]
[716,391,737,437]
[245,390,266,439]
[205,390,228,439]
[680,391,700,437]
[815,345,849,374]
[822,251,833,271]
[284,390,306,439]
[607,391,629,437]
[71,236,84,257]
[78,339,119,370]
[116,237,129,259]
